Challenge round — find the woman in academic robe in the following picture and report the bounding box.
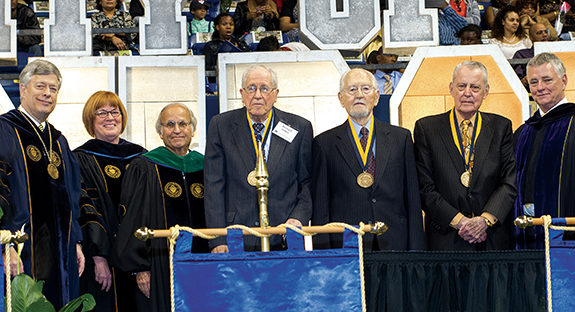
[73,91,146,311]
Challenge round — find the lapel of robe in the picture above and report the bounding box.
[373,120,391,188]
[438,112,466,174]
[334,122,364,178]
[232,108,258,171]
[266,108,288,179]
[468,112,492,190]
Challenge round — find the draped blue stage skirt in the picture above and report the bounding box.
[548,220,575,312]
[172,228,363,311]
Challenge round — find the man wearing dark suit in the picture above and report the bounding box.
[204,65,313,252]
[311,68,425,251]
[414,61,517,251]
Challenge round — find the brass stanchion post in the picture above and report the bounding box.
[255,141,270,251]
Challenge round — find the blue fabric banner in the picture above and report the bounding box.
[173,229,363,311]
[549,227,575,312]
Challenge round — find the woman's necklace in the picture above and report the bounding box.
[19,111,59,180]
[503,34,516,43]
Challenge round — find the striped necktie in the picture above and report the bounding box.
[383,74,393,95]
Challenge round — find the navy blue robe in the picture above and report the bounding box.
[0,109,82,309]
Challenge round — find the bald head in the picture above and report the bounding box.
[530,23,549,42]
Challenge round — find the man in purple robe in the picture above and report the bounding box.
[514,52,575,249]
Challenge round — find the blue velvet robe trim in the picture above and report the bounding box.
[514,111,574,249]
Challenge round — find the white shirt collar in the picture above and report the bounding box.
[18,105,46,129]
[540,97,568,117]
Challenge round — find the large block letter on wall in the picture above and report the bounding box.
[383,0,439,47]
[299,0,380,50]
[44,0,92,56]
[138,0,187,55]
[0,0,17,58]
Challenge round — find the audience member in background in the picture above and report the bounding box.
[273,0,286,12]
[456,24,484,44]
[516,0,558,40]
[256,35,282,51]
[279,0,299,42]
[538,0,561,24]
[513,23,549,88]
[438,0,469,45]
[485,0,515,29]
[189,0,214,35]
[489,6,532,59]
[366,50,379,74]
[74,91,146,312]
[234,0,279,38]
[11,0,42,56]
[374,47,402,95]
[129,0,144,21]
[204,13,250,70]
[449,0,482,24]
[91,0,137,55]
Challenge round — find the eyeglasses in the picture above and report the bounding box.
[95,110,122,118]
[345,85,375,95]
[161,120,191,130]
[243,85,276,95]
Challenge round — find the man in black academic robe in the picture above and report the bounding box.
[113,104,208,312]
[514,52,575,249]
[0,59,84,309]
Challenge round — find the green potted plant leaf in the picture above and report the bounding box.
[6,274,95,312]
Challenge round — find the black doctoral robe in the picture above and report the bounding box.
[113,147,209,312]
[514,103,575,249]
[0,110,82,309]
[74,138,146,311]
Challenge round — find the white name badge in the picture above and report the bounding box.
[272,121,298,143]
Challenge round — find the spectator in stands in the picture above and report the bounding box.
[256,35,281,51]
[449,0,482,24]
[204,13,250,70]
[189,0,214,35]
[366,50,379,74]
[485,0,515,29]
[538,0,561,24]
[91,0,137,56]
[489,6,532,59]
[280,0,299,42]
[11,0,42,56]
[513,23,549,88]
[516,0,558,40]
[438,0,469,45]
[129,0,144,21]
[374,47,402,95]
[456,24,484,44]
[234,0,280,38]
[273,0,286,12]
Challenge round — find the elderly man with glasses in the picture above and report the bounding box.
[113,103,209,312]
[204,65,313,253]
[311,68,425,251]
